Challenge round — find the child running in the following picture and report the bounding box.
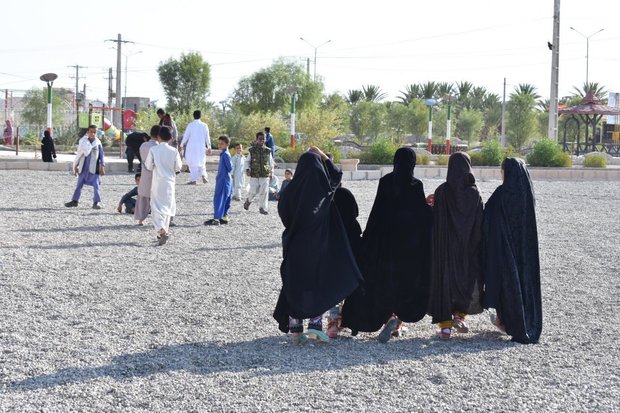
[427,152,483,340]
[273,147,362,344]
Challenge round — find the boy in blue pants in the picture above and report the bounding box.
[205,136,233,226]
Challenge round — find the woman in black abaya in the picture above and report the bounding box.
[341,147,433,342]
[428,152,483,339]
[483,157,542,344]
[273,147,362,343]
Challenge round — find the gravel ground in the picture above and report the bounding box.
[0,170,619,412]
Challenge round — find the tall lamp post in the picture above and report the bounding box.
[570,27,604,86]
[40,73,58,134]
[443,95,454,155]
[425,99,438,153]
[124,50,143,103]
[299,37,331,81]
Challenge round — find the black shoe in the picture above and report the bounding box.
[259,208,269,215]
[169,221,177,227]
[92,202,103,210]
[219,217,229,225]
[64,200,78,207]
[204,219,220,226]
[243,200,250,210]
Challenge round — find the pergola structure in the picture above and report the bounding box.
[559,91,620,156]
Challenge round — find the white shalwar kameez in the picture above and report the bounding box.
[181,119,211,182]
[145,143,182,234]
[231,153,247,199]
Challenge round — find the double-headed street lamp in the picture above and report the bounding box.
[40,73,58,133]
[570,27,604,86]
[299,37,331,81]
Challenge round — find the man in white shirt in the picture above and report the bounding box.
[180,110,211,185]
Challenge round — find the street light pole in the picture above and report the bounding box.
[124,51,142,103]
[570,27,604,86]
[40,73,58,134]
[300,37,331,81]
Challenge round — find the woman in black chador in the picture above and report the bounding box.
[483,157,542,344]
[428,152,483,340]
[273,147,362,343]
[341,147,433,342]
[41,130,56,163]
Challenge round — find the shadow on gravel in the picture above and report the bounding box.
[2,242,143,250]
[14,224,139,233]
[195,243,281,252]
[9,334,511,391]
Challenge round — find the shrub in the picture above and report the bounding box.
[416,152,430,165]
[469,151,483,166]
[277,146,305,163]
[583,153,607,168]
[359,139,398,164]
[479,139,504,166]
[527,139,572,167]
[437,155,449,166]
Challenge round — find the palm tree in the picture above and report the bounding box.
[470,86,488,110]
[436,82,454,99]
[513,83,540,100]
[362,84,386,102]
[398,84,421,106]
[455,81,474,101]
[420,81,437,99]
[346,89,364,105]
[572,82,607,101]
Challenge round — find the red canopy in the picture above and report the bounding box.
[559,92,620,116]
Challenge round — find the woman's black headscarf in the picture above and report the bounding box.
[483,157,542,344]
[273,152,362,332]
[341,147,433,333]
[428,152,483,324]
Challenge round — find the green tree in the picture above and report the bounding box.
[507,92,537,149]
[398,84,422,105]
[237,111,288,146]
[21,87,72,127]
[158,52,211,114]
[350,101,388,139]
[361,85,386,102]
[346,89,364,105]
[231,58,322,114]
[456,108,484,144]
[297,106,346,147]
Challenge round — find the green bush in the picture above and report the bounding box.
[277,146,305,163]
[437,155,449,166]
[416,152,430,165]
[359,139,398,164]
[583,152,607,168]
[527,139,572,167]
[479,139,504,166]
[469,151,483,166]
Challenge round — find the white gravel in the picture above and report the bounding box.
[0,170,619,412]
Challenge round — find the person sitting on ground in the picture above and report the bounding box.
[41,130,56,163]
[117,173,141,214]
[268,174,280,201]
[275,169,293,201]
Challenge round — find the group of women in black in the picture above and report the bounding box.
[273,146,542,345]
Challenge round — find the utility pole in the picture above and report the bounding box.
[105,34,133,127]
[68,64,87,131]
[501,77,507,147]
[105,67,114,110]
[548,0,561,141]
[4,89,7,121]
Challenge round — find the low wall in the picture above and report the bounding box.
[1,159,618,181]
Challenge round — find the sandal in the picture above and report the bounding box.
[291,332,307,345]
[452,315,469,334]
[490,313,506,333]
[436,327,451,340]
[327,319,340,339]
[378,317,400,343]
[306,329,330,344]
